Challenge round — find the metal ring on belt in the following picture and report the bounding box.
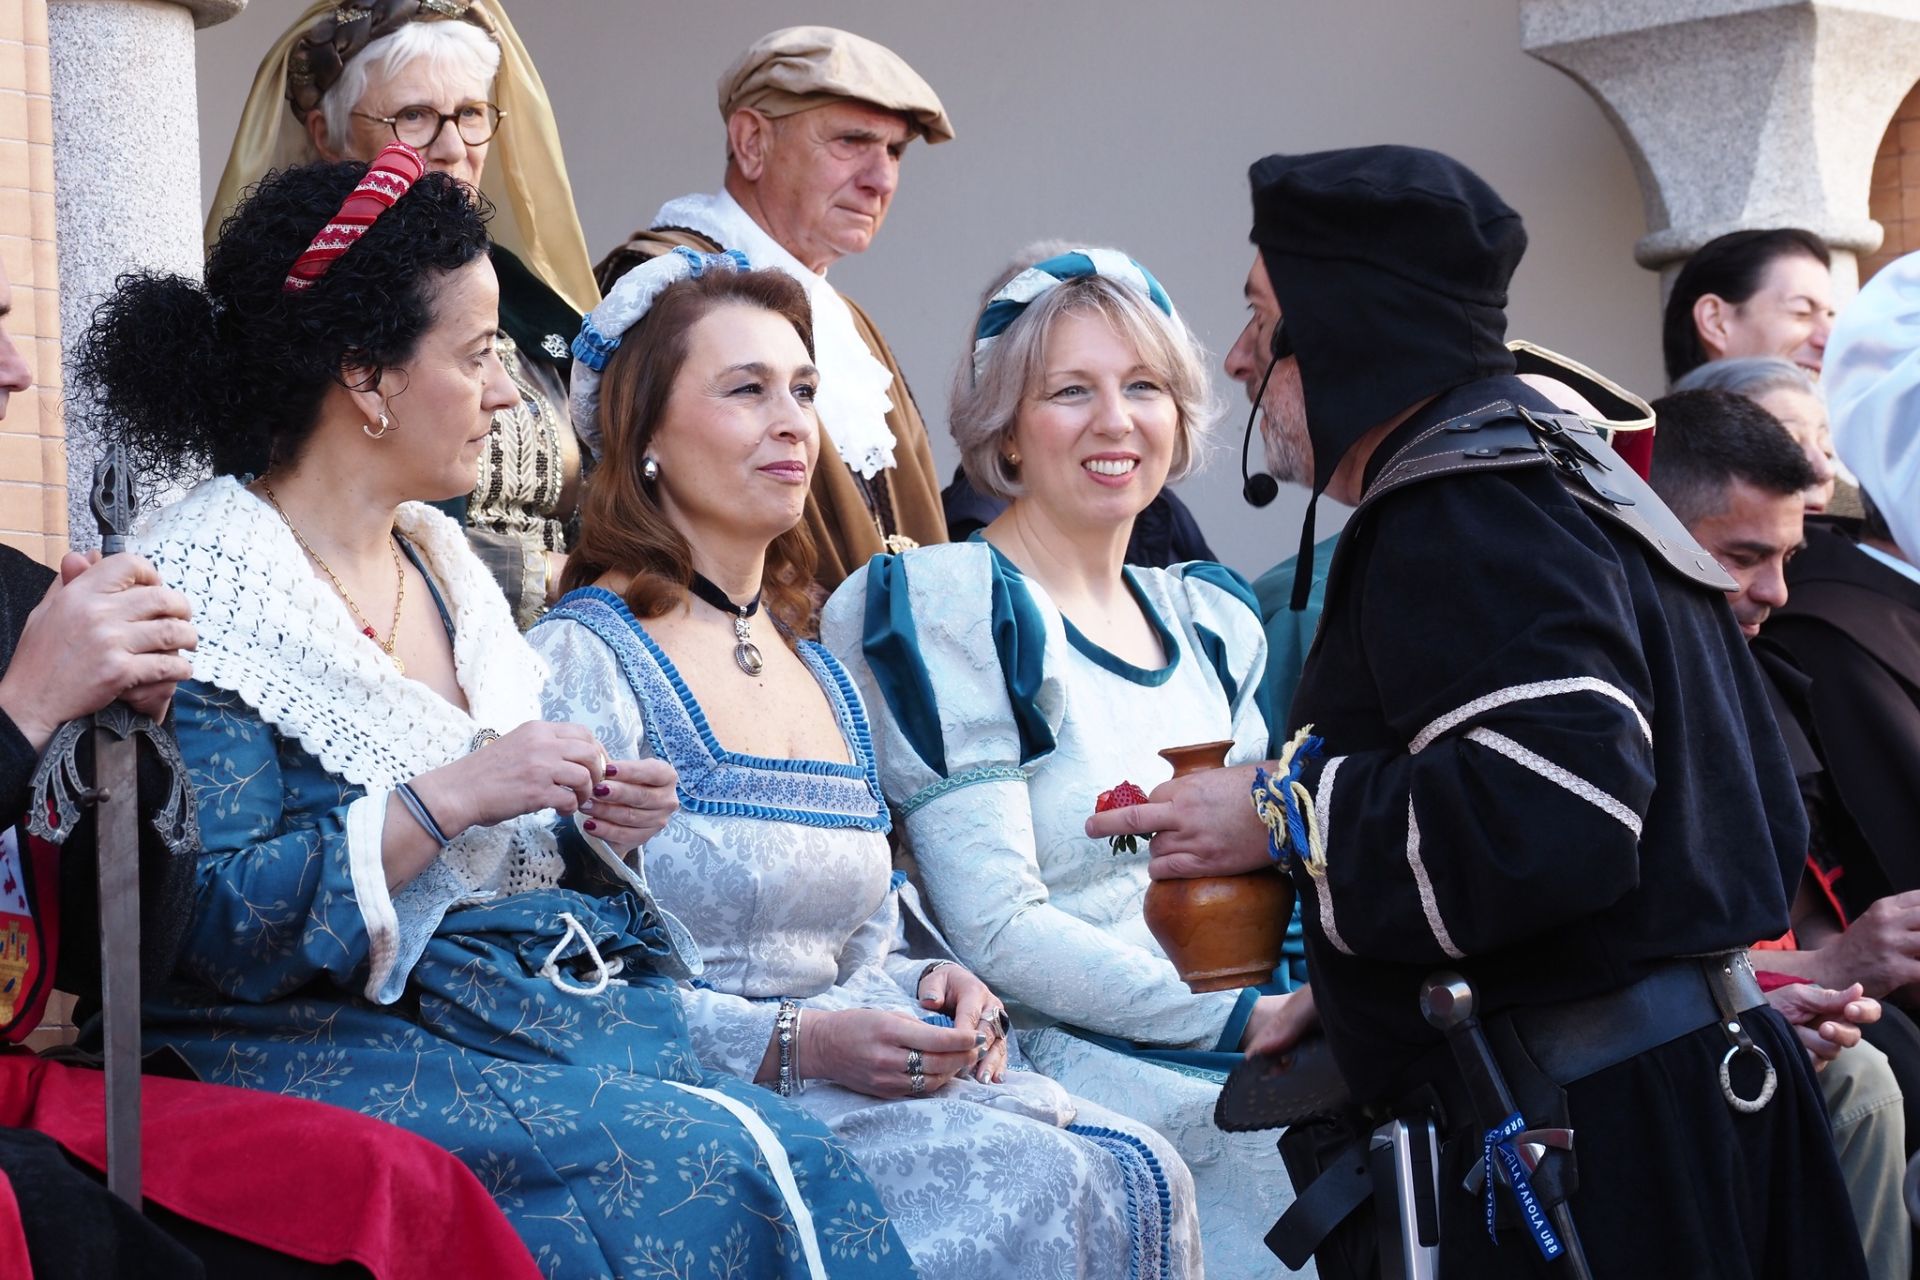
[1706,955,1777,1114]
[1719,1040,1778,1114]
[1507,951,1773,1115]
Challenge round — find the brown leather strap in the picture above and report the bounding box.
[1358,400,1736,595]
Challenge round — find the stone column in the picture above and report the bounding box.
[1521,0,1920,296]
[46,0,243,544]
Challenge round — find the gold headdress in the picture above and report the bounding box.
[206,0,598,315]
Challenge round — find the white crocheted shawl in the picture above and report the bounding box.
[137,476,562,1002]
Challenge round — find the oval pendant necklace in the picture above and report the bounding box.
[686,571,765,677]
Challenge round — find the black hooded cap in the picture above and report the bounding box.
[1248,146,1527,606]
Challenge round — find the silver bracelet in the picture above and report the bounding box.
[917,959,956,998]
[774,999,800,1097]
[792,1008,807,1094]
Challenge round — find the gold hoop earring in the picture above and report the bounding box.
[363,411,394,440]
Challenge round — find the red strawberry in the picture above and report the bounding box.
[1094,781,1151,854]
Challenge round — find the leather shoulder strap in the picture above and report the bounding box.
[1359,400,1735,594]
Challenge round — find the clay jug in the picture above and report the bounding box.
[1141,740,1295,994]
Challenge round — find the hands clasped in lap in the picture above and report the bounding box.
[798,963,1012,1099]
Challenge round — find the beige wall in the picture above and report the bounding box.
[194,0,1661,577]
[1,0,62,566]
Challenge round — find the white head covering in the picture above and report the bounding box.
[569,247,750,457]
[1823,251,1920,561]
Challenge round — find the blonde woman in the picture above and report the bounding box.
[824,246,1311,1274]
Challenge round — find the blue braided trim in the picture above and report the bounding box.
[680,245,750,276]
[1067,1123,1174,1280]
[898,765,1027,818]
[571,313,620,371]
[539,590,888,831]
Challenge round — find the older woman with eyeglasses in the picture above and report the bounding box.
[211,0,597,627]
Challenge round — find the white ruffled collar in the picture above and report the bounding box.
[136,476,547,790]
[652,189,900,480]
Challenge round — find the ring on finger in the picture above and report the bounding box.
[909,1070,927,1097]
[905,1048,925,1076]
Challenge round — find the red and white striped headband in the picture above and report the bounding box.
[282,142,427,293]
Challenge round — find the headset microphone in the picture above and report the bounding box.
[1239,320,1292,507]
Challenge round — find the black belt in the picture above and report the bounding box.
[1509,952,1765,1087]
[1266,953,1772,1271]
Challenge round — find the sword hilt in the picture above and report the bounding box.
[1422,971,1595,1280]
[90,445,134,555]
[1421,970,1519,1122]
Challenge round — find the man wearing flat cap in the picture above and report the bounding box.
[1092,145,1868,1276]
[596,25,951,592]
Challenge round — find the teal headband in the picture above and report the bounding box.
[971,249,1175,382]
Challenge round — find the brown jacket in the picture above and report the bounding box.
[595,226,948,595]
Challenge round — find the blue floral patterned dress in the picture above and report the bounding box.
[135,478,911,1280]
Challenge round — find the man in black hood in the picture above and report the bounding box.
[1092,146,1866,1277]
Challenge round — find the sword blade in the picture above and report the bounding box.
[94,722,141,1205]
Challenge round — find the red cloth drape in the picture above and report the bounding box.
[0,1054,539,1279]
[0,1163,31,1278]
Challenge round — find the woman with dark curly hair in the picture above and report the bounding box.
[79,148,907,1278]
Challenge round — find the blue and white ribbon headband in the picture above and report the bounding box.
[970,248,1175,383]
[569,245,749,457]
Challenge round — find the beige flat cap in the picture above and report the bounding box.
[718,25,953,144]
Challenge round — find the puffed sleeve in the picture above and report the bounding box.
[823,545,1251,1049]
[1291,476,1659,966]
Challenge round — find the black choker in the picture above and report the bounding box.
[687,571,765,677]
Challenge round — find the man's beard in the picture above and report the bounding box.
[1260,400,1314,487]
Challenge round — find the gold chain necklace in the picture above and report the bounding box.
[260,483,408,675]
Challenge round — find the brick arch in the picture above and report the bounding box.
[1866,81,1920,282]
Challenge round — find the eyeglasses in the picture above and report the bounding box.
[352,101,504,148]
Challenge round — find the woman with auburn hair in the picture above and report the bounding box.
[534,251,1201,1280]
[79,152,905,1278]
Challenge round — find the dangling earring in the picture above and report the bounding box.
[363,411,394,440]
[642,457,660,483]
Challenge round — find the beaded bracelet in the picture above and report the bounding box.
[774,999,800,1097]
[395,781,451,846]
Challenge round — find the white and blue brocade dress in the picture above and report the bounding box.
[823,541,1308,1278]
[532,586,1202,1280]
[135,478,909,1280]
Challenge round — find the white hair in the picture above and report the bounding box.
[319,20,501,151]
[1671,356,1819,402]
